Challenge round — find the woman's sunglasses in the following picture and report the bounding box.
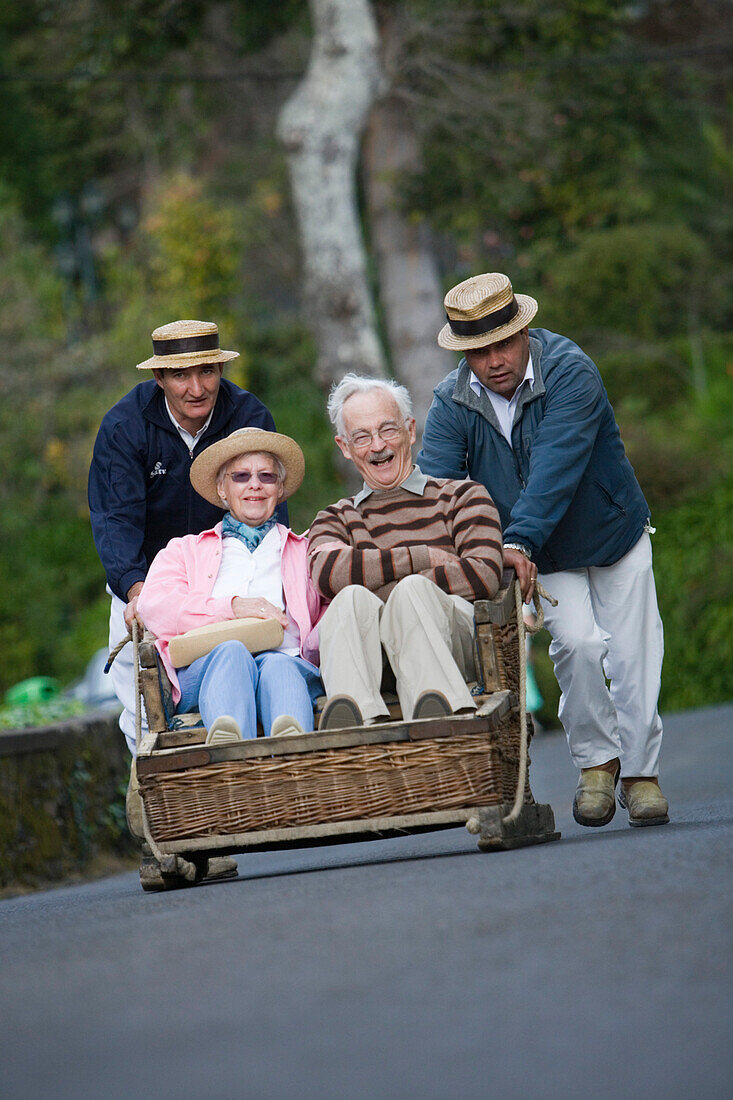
[227,471,279,485]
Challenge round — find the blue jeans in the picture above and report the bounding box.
[176,640,323,739]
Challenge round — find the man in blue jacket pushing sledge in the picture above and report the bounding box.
[418,272,668,829]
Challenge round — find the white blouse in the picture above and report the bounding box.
[211,526,300,656]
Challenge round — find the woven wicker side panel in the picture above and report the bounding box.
[496,710,535,804]
[140,736,503,841]
[493,614,535,803]
[493,618,520,695]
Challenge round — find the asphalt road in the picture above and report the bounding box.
[2,704,731,1100]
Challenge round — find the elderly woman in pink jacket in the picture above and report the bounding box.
[137,428,325,744]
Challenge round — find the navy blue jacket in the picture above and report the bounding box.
[89,378,287,601]
[417,329,649,574]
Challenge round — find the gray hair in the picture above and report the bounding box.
[327,373,414,436]
[216,451,286,492]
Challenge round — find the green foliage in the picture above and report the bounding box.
[0,729,134,890]
[0,1,211,235]
[654,476,733,710]
[531,633,562,731]
[133,173,243,319]
[0,697,86,731]
[408,0,731,300]
[0,195,96,692]
[537,223,717,342]
[104,172,251,388]
[232,0,308,52]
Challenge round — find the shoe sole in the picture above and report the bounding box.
[412,690,452,721]
[205,715,243,745]
[205,729,242,745]
[572,800,617,828]
[627,815,670,827]
[270,715,306,737]
[319,695,363,731]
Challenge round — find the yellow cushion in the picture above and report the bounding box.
[168,618,285,668]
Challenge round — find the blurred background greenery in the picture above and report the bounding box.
[0,0,730,722]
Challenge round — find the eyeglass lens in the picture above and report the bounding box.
[350,422,403,448]
[228,471,279,484]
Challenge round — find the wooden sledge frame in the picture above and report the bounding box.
[132,572,560,889]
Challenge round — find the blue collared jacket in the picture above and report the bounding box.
[417,328,649,574]
[88,378,286,601]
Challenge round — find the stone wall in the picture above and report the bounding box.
[0,712,135,889]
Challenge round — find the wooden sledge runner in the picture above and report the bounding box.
[132,571,560,891]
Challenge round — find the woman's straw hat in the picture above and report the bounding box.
[437,273,538,351]
[136,319,239,370]
[190,428,305,508]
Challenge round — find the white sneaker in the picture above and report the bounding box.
[270,715,307,738]
[205,715,243,745]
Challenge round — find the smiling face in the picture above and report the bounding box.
[336,389,416,492]
[463,326,530,400]
[154,363,223,434]
[217,451,284,527]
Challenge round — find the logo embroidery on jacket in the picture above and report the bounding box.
[149,461,167,478]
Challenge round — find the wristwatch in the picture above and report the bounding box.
[503,542,532,560]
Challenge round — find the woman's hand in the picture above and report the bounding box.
[231,596,288,628]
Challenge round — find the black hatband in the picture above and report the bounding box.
[447,298,519,337]
[152,333,220,356]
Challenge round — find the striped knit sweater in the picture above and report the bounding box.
[308,475,503,603]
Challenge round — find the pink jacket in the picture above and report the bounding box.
[137,523,325,704]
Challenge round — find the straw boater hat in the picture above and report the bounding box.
[136,319,240,370]
[190,427,305,507]
[437,273,538,352]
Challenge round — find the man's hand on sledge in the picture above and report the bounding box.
[503,548,537,604]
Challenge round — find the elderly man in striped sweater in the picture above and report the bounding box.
[308,374,506,730]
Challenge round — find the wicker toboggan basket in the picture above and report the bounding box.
[135,575,549,852]
[140,733,505,841]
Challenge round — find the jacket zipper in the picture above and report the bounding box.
[507,435,526,489]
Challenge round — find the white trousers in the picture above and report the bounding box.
[538,533,664,777]
[107,590,148,756]
[318,574,477,721]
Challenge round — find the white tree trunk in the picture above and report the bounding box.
[277,0,386,387]
[363,91,453,436]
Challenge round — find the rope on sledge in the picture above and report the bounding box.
[503,579,557,825]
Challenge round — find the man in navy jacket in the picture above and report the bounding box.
[418,273,668,830]
[89,319,285,753]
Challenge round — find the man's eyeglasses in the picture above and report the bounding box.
[347,420,408,450]
[227,470,279,485]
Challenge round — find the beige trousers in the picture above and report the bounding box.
[318,574,477,721]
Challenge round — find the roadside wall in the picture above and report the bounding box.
[0,712,134,889]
